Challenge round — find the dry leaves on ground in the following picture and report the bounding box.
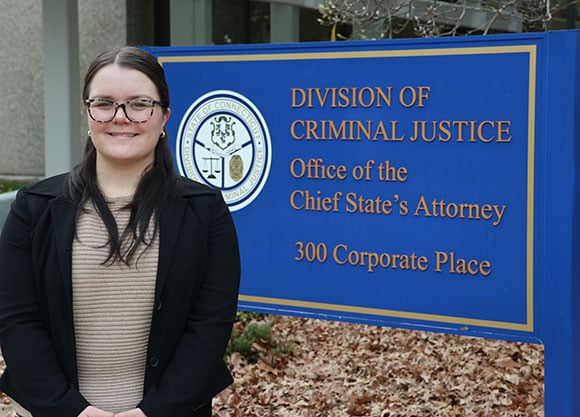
[0,315,544,417]
[214,315,544,417]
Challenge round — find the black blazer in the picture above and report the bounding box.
[0,174,241,417]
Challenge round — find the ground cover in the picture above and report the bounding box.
[216,315,544,417]
[0,180,27,193]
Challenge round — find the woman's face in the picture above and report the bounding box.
[86,64,170,171]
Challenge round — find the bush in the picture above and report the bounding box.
[228,321,273,363]
[0,180,28,193]
[226,312,292,364]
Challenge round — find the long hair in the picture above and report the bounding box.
[67,46,177,265]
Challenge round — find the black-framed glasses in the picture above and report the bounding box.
[85,98,165,123]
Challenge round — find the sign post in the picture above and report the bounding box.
[148,30,580,416]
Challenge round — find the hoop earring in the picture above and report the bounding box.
[87,130,91,137]
[160,130,166,138]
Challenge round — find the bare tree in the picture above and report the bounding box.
[320,0,573,39]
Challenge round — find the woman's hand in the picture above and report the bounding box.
[78,405,115,417]
[114,408,148,417]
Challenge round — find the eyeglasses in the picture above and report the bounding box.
[85,98,165,123]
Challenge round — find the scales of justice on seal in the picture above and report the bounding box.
[200,115,244,182]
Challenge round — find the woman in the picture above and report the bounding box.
[0,47,241,417]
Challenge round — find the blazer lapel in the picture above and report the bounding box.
[156,196,187,300]
[48,196,77,306]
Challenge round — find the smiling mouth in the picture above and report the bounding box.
[109,132,138,137]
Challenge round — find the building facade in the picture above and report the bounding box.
[0,0,333,178]
[0,0,576,178]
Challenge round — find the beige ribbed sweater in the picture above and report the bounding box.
[71,197,158,413]
[10,197,158,417]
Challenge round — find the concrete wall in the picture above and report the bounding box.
[0,0,127,178]
[0,1,44,177]
[78,0,127,164]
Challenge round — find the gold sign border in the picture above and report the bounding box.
[160,44,536,333]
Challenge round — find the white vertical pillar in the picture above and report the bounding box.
[270,2,300,43]
[193,0,212,45]
[171,0,212,46]
[170,0,195,45]
[42,0,80,177]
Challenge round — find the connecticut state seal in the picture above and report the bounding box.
[175,90,272,211]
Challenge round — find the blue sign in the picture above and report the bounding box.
[150,38,536,337]
[148,31,580,416]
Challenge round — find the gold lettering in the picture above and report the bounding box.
[333,243,429,273]
[434,251,492,276]
[414,196,507,226]
[496,121,512,142]
[414,195,431,217]
[290,86,393,109]
[291,88,306,107]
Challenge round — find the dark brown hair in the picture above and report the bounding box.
[68,46,176,265]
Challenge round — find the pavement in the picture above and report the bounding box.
[0,191,17,230]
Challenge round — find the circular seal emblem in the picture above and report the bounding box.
[175,90,272,211]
